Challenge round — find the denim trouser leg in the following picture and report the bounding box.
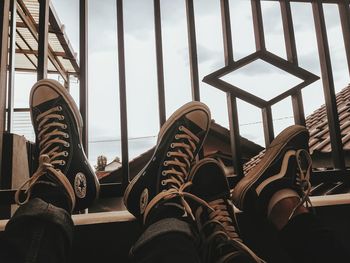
[130,218,201,263]
[0,198,74,263]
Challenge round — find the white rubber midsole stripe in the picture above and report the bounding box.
[255,150,296,195]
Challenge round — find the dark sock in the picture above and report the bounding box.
[146,203,187,226]
[31,181,72,213]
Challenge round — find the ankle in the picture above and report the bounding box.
[145,202,186,226]
[268,196,309,230]
[31,181,72,213]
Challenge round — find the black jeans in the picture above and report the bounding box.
[0,198,347,263]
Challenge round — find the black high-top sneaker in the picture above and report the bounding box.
[15,79,100,212]
[232,125,311,217]
[123,101,211,220]
[190,158,265,263]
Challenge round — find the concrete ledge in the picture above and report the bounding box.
[0,209,136,231]
[0,194,349,231]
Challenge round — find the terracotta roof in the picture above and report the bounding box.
[97,121,264,183]
[306,85,350,154]
[242,85,350,195]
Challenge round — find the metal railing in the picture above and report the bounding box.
[1,0,350,206]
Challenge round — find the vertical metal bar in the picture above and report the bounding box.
[220,0,243,178]
[227,93,243,179]
[312,1,345,170]
[37,0,50,81]
[7,0,16,132]
[185,0,200,101]
[0,0,10,182]
[291,91,306,126]
[338,0,350,76]
[116,0,129,186]
[262,106,274,146]
[64,73,70,92]
[220,0,234,64]
[280,0,306,126]
[79,0,89,155]
[280,0,298,64]
[153,0,166,127]
[251,0,266,51]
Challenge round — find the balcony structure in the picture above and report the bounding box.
[0,0,350,262]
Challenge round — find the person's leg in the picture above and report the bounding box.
[124,101,212,262]
[0,79,100,263]
[0,198,73,263]
[232,125,349,263]
[271,197,349,263]
[190,158,265,263]
[130,217,200,263]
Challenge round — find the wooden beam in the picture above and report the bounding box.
[48,2,80,74]
[16,2,68,82]
[15,48,67,58]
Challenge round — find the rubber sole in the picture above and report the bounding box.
[30,79,100,207]
[232,125,308,210]
[123,101,211,212]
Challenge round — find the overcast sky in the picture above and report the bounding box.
[14,0,350,149]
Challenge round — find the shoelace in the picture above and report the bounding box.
[199,199,266,263]
[289,148,313,220]
[143,125,212,223]
[15,106,75,210]
[15,155,75,211]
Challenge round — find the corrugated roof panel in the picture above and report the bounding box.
[23,0,40,24]
[14,0,79,75]
[48,33,64,52]
[58,57,75,73]
[17,27,38,50]
[48,58,56,71]
[15,53,36,70]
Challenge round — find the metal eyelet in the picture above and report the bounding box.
[163,161,168,166]
[57,106,63,111]
[64,142,70,147]
[161,180,166,186]
[166,152,171,157]
[170,143,175,148]
[64,133,69,138]
[63,124,67,129]
[175,135,179,139]
[60,160,66,165]
[162,171,167,176]
[179,126,183,131]
[60,115,65,120]
[63,151,68,157]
